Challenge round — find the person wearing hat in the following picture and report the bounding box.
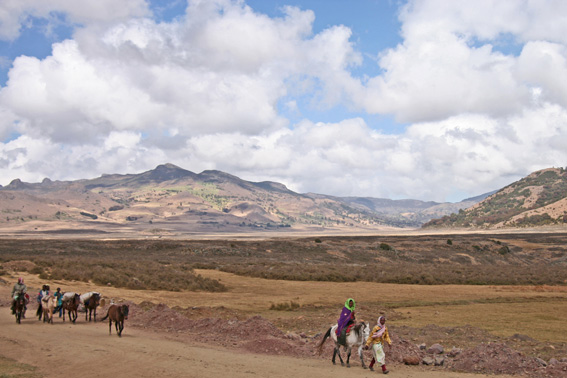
[10,277,27,315]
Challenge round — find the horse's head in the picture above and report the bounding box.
[362,322,370,340]
[92,293,101,305]
[121,304,130,320]
[15,290,26,303]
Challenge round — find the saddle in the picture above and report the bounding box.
[337,323,355,345]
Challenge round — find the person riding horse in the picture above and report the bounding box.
[336,298,356,344]
[10,277,27,316]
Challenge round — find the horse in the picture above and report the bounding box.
[317,322,370,368]
[81,292,101,322]
[62,293,81,323]
[101,304,129,337]
[41,295,56,324]
[13,290,26,324]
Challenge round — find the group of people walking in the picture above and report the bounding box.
[336,298,392,374]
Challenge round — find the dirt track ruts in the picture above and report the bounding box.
[0,308,519,378]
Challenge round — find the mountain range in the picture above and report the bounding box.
[423,167,567,229]
[0,163,489,235]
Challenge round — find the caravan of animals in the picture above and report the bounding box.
[2,165,567,378]
[9,279,127,336]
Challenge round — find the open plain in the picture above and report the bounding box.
[1,232,567,377]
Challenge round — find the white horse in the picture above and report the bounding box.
[317,322,370,368]
[41,295,56,324]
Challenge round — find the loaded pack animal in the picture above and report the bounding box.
[101,304,129,337]
[41,295,56,324]
[81,292,101,322]
[13,290,26,324]
[62,293,81,323]
[317,322,370,368]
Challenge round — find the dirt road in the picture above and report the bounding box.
[0,309,519,378]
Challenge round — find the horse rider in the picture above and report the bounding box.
[37,284,50,320]
[336,298,356,344]
[53,287,63,317]
[10,277,27,315]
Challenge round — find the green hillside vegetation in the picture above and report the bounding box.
[423,167,567,228]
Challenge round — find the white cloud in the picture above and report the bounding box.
[1,0,567,204]
[0,0,150,41]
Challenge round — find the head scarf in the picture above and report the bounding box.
[373,316,386,339]
[18,277,23,284]
[345,298,355,311]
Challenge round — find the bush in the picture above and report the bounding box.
[447,239,453,245]
[270,301,300,311]
[379,243,392,251]
[80,211,98,220]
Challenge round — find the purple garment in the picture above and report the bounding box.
[336,306,353,336]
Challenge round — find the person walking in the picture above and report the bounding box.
[365,315,392,374]
[36,284,50,320]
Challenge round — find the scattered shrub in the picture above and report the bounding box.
[379,243,392,251]
[270,301,300,311]
[80,211,98,220]
[447,239,453,245]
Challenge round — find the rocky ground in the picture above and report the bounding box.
[124,300,567,377]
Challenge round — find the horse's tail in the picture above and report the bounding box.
[316,327,332,355]
[101,310,109,321]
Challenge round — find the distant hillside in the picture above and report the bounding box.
[423,167,567,229]
[0,164,484,234]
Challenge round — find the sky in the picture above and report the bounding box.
[1,0,567,203]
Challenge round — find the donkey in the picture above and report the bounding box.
[41,295,56,324]
[101,304,129,337]
[317,322,370,368]
[62,293,81,323]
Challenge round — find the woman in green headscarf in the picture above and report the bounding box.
[336,298,356,337]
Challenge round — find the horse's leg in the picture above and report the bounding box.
[336,346,344,366]
[331,346,337,365]
[109,319,112,335]
[358,345,366,369]
[346,346,351,368]
[118,320,123,337]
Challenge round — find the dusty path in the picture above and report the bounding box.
[0,310,517,378]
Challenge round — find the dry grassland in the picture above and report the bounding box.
[5,268,567,345]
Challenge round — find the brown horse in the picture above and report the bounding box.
[13,290,26,324]
[62,293,81,323]
[101,304,129,337]
[84,292,101,322]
